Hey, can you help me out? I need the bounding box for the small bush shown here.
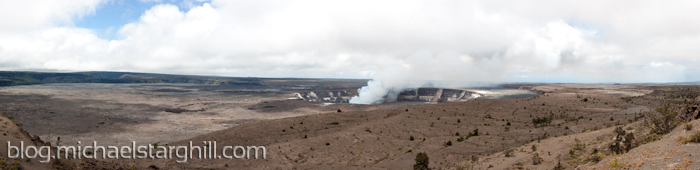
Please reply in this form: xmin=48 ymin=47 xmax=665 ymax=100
xmin=531 ymin=152 xmax=542 ymax=165
xmin=410 ymin=135 xmax=414 ymax=141
xmin=685 ymin=123 xmax=693 ymax=131
xmin=445 ymin=140 xmax=452 ymax=147
xmin=337 ymin=109 xmax=342 ymax=112
xmin=532 ymin=116 xmax=552 ymax=127
xmin=504 ymin=148 xmax=514 ymax=157
xmin=414 ymin=152 xmax=429 ymax=170
xmin=624 ymin=133 xmax=635 ymax=152
xmin=573 ymin=138 xmax=584 ymax=151
xmin=325 ymin=142 xmax=330 ymax=146
xmin=686 ymin=130 xmax=700 ymax=143
xmin=584 ymin=152 xmax=602 ymax=163
xmin=609 ymin=157 xmax=624 ymax=168
xmin=554 ymin=161 xmax=564 ymax=170
xmin=329 ymin=122 xmax=339 ymax=125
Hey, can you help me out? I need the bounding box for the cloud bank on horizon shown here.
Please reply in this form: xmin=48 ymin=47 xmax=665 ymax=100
xmin=1 ymin=0 xmax=699 ymax=103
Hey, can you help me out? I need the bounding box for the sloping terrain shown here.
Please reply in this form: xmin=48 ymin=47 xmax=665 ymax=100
xmin=5 ymin=83 xmax=700 ymax=169
xmin=0 ymin=112 xmax=52 ymax=169
xmin=89 ymin=84 xmax=671 ymax=169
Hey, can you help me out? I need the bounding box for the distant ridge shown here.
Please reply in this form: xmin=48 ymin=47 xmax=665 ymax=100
xmin=0 ymin=71 xmax=165 ymax=86
xmin=0 ymin=71 xmax=368 ymax=87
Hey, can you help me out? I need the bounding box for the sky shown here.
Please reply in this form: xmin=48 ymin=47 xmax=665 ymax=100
xmin=1 ymin=0 xmax=699 ymax=85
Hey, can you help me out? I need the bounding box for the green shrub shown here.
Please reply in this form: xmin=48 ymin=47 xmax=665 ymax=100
xmin=413 ymin=152 xmax=429 ymax=170
xmin=444 ymin=140 xmax=452 ymax=147
xmin=504 ymin=148 xmax=514 ymax=157
xmin=685 ymin=123 xmax=693 ymax=131
xmin=584 ymin=152 xmax=602 ymax=163
xmin=609 ymin=157 xmax=624 ymax=168
xmin=686 ymin=130 xmax=700 ymax=143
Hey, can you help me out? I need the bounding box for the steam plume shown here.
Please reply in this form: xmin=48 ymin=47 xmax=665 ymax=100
xmin=350 ymin=22 xmax=592 ymax=104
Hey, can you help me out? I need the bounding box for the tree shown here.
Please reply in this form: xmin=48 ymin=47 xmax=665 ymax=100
xmin=610 ymin=126 xmax=635 ymax=154
xmin=414 ymin=152 xmax=430 ymax=170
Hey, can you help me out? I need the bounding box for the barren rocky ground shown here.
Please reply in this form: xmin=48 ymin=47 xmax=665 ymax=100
xmin=2 ymin=83 xmax=700 ymax=169
xmin=0 ymin=83 xmax=384 ymax=146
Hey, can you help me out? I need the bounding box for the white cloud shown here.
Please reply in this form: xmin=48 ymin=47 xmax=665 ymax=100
xmin=0 ymin=0 xmax=105 ymax=31
xmin=0 ymin=0 xmax=699 ymax=85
